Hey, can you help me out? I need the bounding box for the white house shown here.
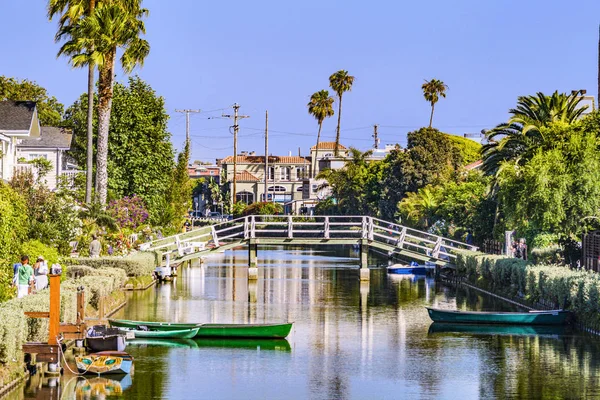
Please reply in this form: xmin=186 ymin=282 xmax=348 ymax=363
xmin=0 ymin=101 xmax=40 ymax=182
xmin=17 ymin=126 xmax=78 ymax=190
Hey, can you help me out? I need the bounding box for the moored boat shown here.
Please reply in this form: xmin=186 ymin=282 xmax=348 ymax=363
xmin=196 ymin=323 xmax=293 ymax=339
xmin=75 ymin=351 xmax=134 ymax=375
xmin=109 ymin=319 xmax=200 ymax=331
xmin=86 ymin=325 xmax=127 ymax=352
xmin=109 ymin=319 xmax=293 ymax=338
xmin=387 ymin=261 xmax=430 ymax=275
xmin=426 ymin=307 xmax=570 ymax=325
xmin=117 ymin=326 xmax=200 ymax=339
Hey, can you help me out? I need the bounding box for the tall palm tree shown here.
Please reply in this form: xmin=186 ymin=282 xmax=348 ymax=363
xmin=422 ymin=79 xmax=448 ymax=128
xmin=48 ymin=0 xmax=96 ymax=204
xmin=57 ymin=2 xmax=150 ymax=205
xmin=307 ymin=90 xmax=335 ymax=177
xmin=329 ymin=70 xmax=355 ymax=157
xmin=482 ymin=91 xmax=588 ymax=174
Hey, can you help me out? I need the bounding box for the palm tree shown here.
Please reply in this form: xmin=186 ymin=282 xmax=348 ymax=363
xmin=482 ymin=91 xmax=588 ymax=174
xmin=48 ymin=0 xmax=96 ymax=204
xmin=422 ymin=79 xmax=448 ymax=128
xmin=398 ymin=186 xmax=440 ymax=229
xmin=57 ymin=2 xmax=150 ymax=205
xmin=329 ymin=70 xmax=355 ymax=157
xmin=307 ymin=90 xmax=335 ymax=177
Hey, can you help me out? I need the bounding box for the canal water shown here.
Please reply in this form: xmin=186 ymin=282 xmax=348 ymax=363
xmin=10 ymin=246 xmax=600 ymax=399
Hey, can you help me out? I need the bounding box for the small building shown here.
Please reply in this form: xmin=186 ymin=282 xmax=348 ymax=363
xmin=188 ymin=163 xmax=222 ymax=215
xmin=17 ymin=126 xmax=79 ymax=190
xmin=310 ymin=142 xmax=349 ymax=177
xmin=0 ymin=101 xmax=41 ymax=182
xmin=219 ymin=152 xmax=310 ymax=207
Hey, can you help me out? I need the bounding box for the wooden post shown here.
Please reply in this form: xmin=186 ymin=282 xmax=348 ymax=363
xmin=211 ymin=225 xmax=219 ymax=247
xmin=99 ymin=296 xmax=105 ymax=320
xmin=251 ymin=215 xmax=256 ymax=238
xmin=287 ymin=216 xmax=293 ymax=239
xmin=48 ymin=275 xmax=61 ymax=345
xmin=76 ymin=289 xmax=85 ymax=326
xmin=324 ymin=217 xmax=330 ymax=239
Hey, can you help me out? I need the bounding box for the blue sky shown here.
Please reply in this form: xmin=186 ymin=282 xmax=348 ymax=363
xmin=1 ymin=0 xmax=599 ymax=162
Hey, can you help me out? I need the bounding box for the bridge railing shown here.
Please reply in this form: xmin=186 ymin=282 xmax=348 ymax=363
xmin=145 ymin=215 xmax=477 ymax=265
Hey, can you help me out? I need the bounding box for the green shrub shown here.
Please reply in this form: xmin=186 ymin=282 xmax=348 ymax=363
xmin=530 ymin=245 xmax=564 ymax=265
xmin=20 ymin=240 xmax=60 ymax=267
xmin=62 ymin=252 xmax=156 ymax=276
xmin=243 ymin=202 xmax=283 ymax=216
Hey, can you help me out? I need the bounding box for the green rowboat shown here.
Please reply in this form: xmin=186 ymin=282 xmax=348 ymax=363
xmin=195 ymin=323 xmax=293 ymax=338
xmin=109 ymin=319 xmax=200 ymax=331
xmin=109 ymin=319 xmax=293 ymax=338
xmin=426 ymin=307 xmax=569 ymax=325
xmin=118 ymin=326 xmax=200 ymax=339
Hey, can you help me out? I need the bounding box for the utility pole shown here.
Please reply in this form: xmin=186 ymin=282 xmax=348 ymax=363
xmin=372 ymin=124 xmax=380 ymax=149
xmin=264 ymin=110 xmax=269 ymax=202
xmin=175 ymin=109 xmax=201 ymax=149
xmin=223 ymin=104 xmax=249 ymax=204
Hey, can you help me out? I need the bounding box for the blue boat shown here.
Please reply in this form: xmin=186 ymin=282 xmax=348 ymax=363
xmin=387 ymin=261 xmax=430 ymax=275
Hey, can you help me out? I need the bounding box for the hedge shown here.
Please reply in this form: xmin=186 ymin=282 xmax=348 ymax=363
xmin=62 ymin=252 xmax=156 ymax=277
xmin=456 ymin=251 xmax=600 ymax=327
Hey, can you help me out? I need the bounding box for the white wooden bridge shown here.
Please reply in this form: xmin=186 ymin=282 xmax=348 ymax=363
xmin=143 ymin=215 xmax=477 ymax=280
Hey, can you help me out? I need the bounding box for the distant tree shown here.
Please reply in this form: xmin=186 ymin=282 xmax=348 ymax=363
xmin=307 ymin=89 xmax=335 ymax=177
xmin=482 ymin=91 xmax=587 ymax=174
xmin=421 ymin=79 xmax=448 ymax=128
xmin=65 ymin=76 xmax=174 ymax=222
xmin=317 ymin=148 xmax=376 ymax=215
xmin=57 ymin=1 xmax=150 ymax=205
xmin=0 ymin=76 xmax=64 ymax=126
xmin=329 ymin=70 xmax=355 ymax=156
xmin=398 ymin=186 xmax=440 ymax=230
xmin=445 ymin=134 xmax=482 ymax=165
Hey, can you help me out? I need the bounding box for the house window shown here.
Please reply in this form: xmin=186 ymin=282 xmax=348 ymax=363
xmin=268 ymin=167 xmax=275 ymax=180
xmin=29 ymin=154 xmax=48 ymax=161
xmin=280 ymin=167 xmax=291 ymax=181
xmin=268 ymin=185 xmax=287 ymax=192
xmin=296 ymin=167 xmax=305 ymax=180
xmin=236 ymin=191 xmax=254 ymax=205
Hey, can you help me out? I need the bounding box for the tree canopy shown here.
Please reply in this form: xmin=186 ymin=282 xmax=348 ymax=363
xmin=65 ymin=76 xmax=174 ymax=221
xmin=0 ymin=76 xmax=64 ymax=126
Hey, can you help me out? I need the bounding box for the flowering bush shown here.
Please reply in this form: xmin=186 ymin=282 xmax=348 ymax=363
xmin=107 ymin=196 xmax=149 ymax=230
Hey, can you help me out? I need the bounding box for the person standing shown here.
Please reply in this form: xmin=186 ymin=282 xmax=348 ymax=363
xmin=89 ymin=234 xmax=102 ymax=258
xmin=16 ymin=255 xmax=34 ymax=298
xmin=34 ymin=256 xmax=49 ymax=291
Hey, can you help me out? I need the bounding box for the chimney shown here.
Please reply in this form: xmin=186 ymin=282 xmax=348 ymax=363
xmin=288 ymin=150 xmax=292 ymax=156
xmin=249 ymin=151 xmax=256 ymax=156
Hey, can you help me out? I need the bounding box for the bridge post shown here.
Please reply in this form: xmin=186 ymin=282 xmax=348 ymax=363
xmin=359 ymin=239 xmax=370 ymax=281
xmin=288 ymin=216 xmax=293 ymax=239
xmin=248 ymin=239 xmax=258 ymax=280
xmin=324 ymin=217 xmax=330 ymax=239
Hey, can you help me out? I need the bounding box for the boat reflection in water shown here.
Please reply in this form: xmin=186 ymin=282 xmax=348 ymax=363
xmin=127 ymin=338 xmax=198 ymax=348
xmin=194 ymin=338 xmax=291 ymax=352
xmin=428 ymin=322 xmax=568 ymax=338
xmin=75 ymin=374 xmax=133 ymax=398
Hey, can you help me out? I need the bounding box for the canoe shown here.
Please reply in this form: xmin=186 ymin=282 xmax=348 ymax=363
xmin=426 ymin=307 xmax=569 ymax=325
xmin=75 ymin=351 xmax=133 ymax=375
xmin=195 ymin=323 xmax=293 ymax=338
xmin=109 ymin=319 xmax=293 ymax=338
xmin=109 ymin=319 xmax=200 ymax=331
xmin=118 ymin=326 xmax=200 ymax=339
xmin=427 ymin=322 xmax=567 ymax=337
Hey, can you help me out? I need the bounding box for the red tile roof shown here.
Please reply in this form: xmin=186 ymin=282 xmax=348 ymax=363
xmin=236 ymin=171 xmax=260 ymax=181
xmin=464 ymin=160 xmax=483 ymax=170
xmin=310 ymin=142 xmax=347 ymax=150
xmin=220 ymin=155 xmax=309 ymax=164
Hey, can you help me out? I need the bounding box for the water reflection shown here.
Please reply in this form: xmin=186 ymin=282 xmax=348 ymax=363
xmin=74 ymin=375 xmax=132 ymax=399
xmin=9 ymin=245 xmax=600 ymax=399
